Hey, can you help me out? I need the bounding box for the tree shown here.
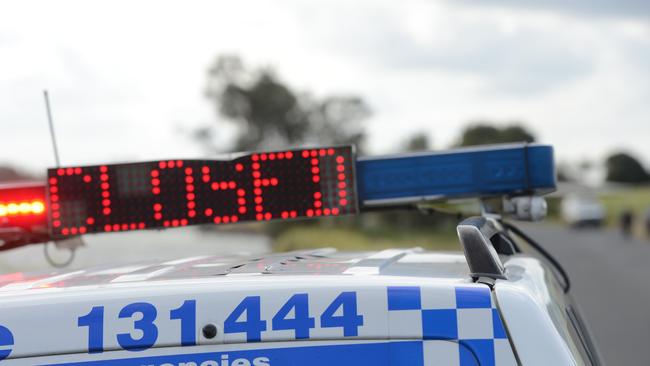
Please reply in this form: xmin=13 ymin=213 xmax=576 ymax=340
xmin=458 ymin=123 xmax=535 ymax=147
xmin=402 ymin=132 xmax=431 ymax=152
xmin=0 ymin=166 xmax=34 ymax=182
xmin=556 ymin=162 xmax=574 ymax=182
xmin=204 ymin=55 xmax=370 ymax=152
xmin=605 ymin=152 xmax=649 ymax=184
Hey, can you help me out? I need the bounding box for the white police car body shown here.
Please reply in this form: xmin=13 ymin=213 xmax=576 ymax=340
xmin=0 ymin=245 xmax=599 ymax=365
xmin=0 ymin=144 xmax=602 ymax=365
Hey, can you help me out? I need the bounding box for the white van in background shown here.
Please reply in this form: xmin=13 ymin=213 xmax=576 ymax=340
xmin=561 ymin=193 xmax=606 ymax=227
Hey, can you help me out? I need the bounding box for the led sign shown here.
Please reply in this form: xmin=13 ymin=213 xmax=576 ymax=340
xmin=47 ymin=146 xmax=357 ymax=239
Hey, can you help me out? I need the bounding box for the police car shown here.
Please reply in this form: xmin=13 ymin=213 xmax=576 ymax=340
xmin=0 ymin=143 xmax=602 ymax=365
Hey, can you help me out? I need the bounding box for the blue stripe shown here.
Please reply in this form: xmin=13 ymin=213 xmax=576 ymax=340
xmin=492 ymin=309 xmax=507 ymax=339
xmin=385 ymin=285 xmax=508 ymax=366
xmin=455 ymin=286 xmax=491 ymax=309
xmin=460 ymin=340 xmax=495 ymax=366
xmin=387 ymin=286 xmax=421 ymax=310
xmin=422 ymin=309 xmax=457 ymax=340
xmin=44 ymin=341 xmax=425 ymax=366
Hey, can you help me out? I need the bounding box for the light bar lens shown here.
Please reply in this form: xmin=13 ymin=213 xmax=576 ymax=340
xmin=356 ymin=144 xmax=555 ymax=205
xmin=0 ymin=201 xmax=45 ymax=217
xmin=0 ymin=184 xmax=48 ymax=241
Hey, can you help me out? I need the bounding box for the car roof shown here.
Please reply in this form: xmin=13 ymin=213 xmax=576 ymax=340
xmin=0 ymin=249 xmax=472 ymax=295
xmin=0 ymin=247 xmax=577 ymax=364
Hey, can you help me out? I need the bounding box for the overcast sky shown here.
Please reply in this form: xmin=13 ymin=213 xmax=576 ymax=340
xmin=1 ymin=0 xmax=649 ymax=176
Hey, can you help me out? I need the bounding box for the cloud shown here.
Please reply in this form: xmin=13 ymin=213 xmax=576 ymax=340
xmin=455 ymin=0 xmax=650 ymax=19
xmin=1 ymin=0 xmax=649 ymax=172
xmin=318 ymin=4 xmax=594 ymax=96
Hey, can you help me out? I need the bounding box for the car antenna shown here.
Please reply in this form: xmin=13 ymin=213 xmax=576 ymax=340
xmin=42 ymin=90 xmax=82 ymax=267
xmin=43 ymin=90 xmax=61 ymax=167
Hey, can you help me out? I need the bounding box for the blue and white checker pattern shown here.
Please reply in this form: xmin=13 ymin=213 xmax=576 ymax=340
xmin=387 ymin=285 xmax=517 ymax=366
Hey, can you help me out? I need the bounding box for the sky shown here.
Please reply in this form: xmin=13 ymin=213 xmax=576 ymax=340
xmin=1 ymin=0 xmax=649 ymax=177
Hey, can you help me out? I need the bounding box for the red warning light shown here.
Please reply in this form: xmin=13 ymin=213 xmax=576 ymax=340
xmin=0 ymin=183 xmax=49 ymax=248
xmin=0 ymin=200 xmax=45 ymax=217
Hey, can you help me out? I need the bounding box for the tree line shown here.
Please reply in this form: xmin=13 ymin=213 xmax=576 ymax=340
xmin=201 ymin=55 xmax=649 ymax=185
xmin=1 ymin=55 xmax=647 ymax=185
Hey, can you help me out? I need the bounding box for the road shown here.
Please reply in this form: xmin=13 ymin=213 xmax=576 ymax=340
xmin=521 ymin=224 xmax=650 ymax=366
xmin=0 ymin=227 xmax=271 ymax=273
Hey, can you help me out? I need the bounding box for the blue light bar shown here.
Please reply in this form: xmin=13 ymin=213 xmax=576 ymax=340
xmin=356 ymin=143 xmax=555 ymax=206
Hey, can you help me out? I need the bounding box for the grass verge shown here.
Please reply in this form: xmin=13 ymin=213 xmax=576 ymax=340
xmin=273 ymin=225 xmax=460 ymax=252
xmin=599 ymin=187 xmax=650 ymax=226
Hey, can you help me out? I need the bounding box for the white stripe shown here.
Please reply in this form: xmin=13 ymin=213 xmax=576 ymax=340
xmin=89 ymin=265 xmax=149 ymax=276
xmin=162 ymin=256 xmax=208 ymax=265
xmin=343 ymin=266 xmax=379 ymax=275
xmin=193 ymin=263 xmax=226 ymax=268
xmin=111 ymin=267 xmax=174 ymax=283
xmin=366 ymin=249 xmax=411 ymax=260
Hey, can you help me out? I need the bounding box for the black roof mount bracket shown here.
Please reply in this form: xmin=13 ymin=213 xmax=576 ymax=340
xmin=457 ymin=216 xmax=507 ymax=282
